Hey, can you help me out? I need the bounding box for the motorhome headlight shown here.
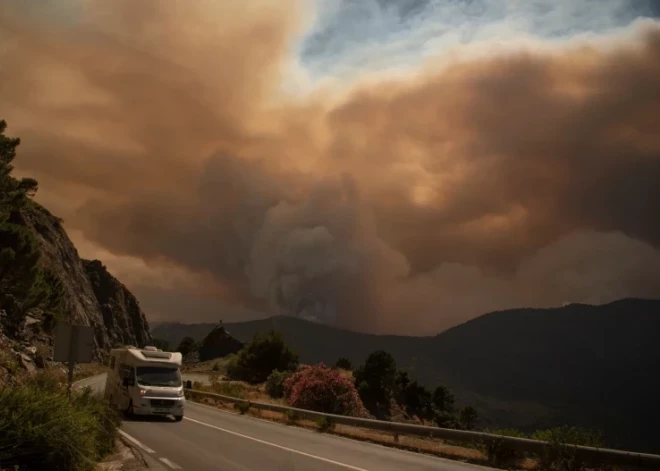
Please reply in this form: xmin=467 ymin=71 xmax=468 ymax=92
xmin=177 ymin=389 xmax=184 ymax=397
xmin=139 ymin=388 xmax=148 ymax=396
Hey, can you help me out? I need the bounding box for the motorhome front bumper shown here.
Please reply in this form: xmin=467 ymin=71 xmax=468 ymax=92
xmin=134 ymin=396 xmax=186 ymax=416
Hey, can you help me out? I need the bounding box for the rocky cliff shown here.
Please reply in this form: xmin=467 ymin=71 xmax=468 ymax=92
xmin=83 ymin=259 xmax=151 ymax=349
xmin=1 ymin=120 xmax=151 ymax=381
xmin=16 ymin=204 xmax=152 ymax=355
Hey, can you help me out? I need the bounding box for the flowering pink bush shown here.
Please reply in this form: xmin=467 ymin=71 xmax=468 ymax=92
xmin=283 ymin=364 xmax=367 ymax=417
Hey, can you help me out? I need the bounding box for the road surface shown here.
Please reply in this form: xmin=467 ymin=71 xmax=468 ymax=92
xmin=77 ymin=374 xmax=495 ymax=471
xmin=181 ymin=373 xmax=213 ymax=386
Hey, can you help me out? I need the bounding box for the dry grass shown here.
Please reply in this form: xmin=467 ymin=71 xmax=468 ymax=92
xmin=190 ymin=376 xmax=293 ymax=408
xmin=182 ymin=358 xmax=230 ymax=374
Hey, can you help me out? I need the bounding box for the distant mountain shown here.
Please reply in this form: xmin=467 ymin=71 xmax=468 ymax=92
xmin=151 ymin=322 xmax=217 ymax=346
xmin=152 ymin=298 xmax=660 ymax=452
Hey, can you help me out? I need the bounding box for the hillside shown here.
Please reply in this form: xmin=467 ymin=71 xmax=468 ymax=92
xmin=153 ymin=298 xmax=660 ymax=452
xmin=13 ymin=204 xmax=152 ymax=353
xmin=1 ymin=120 xmax=151 ymax=382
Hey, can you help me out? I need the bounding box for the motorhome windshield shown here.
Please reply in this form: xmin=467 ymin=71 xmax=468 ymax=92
xmin=136 ymin=366 xmax=182 ymax=387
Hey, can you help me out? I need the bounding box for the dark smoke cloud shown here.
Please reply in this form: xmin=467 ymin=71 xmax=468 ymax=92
xmin=1 ymin=1 xmax=659 ymax=334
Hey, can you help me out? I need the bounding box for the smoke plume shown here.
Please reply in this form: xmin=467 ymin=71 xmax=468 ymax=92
xmin=1 ymin=0 xmax=659 ymax=334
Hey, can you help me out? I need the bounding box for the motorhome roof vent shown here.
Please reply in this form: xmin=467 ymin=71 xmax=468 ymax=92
xmin=141 ymin=350 xmax=172 ymax=359
xmin=143 ymin=346 xmax=157 ymax=351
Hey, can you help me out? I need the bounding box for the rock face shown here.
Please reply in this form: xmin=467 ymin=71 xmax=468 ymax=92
xmin=198 ymin=324 xmax=244 ymax=362
xmin=83 ymin=260 xmax=151 ymax=349
xmin=18 ymin=204 xmax=152 ymax=356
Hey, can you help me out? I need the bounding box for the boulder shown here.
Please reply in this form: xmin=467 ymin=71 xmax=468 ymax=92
xmin=19 ymin=353 xmax=36 ymax=375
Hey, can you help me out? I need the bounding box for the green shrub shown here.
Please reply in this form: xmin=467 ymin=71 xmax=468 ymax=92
xmin=393 ymin=370 xmax=410 ymax=402
xmin=435 ymin=411 xmax=460 ymax=429
xmin=176 ymin=337 xmax=197 ymax=356
xmin=72 ymin=387 xmax=119 ymax=458
xmin=459 ymin=406 xmax=478 ymax=430
xmin=432 ymin=385 xmax=455 ymax=414
xmin=400 ymin=380 xmax=435 ymax=420
xmin=0 ymin=382 xmax=121 ymax=471
xmin=226 ymin=331 xmax=298 ymax=384
xmin=532 ymin=426 xmax=605 ymax=471
xmin=353 ymin=350 xmax=397 ymax=417
xmin=265 ymin=369 xmax=292 ymax=399
xmin=316 ymin=416 xmax=334 ymax=433
xmin=234 ymin=401 xmax=250 ymax=415
xmin=0 ymin=349 xmax=19 ymax=375
xmin=28 ymin=368 xmax=67 ymax=392
xmin=479 ymin=428 xmax=527 ymax=467
xmin=285 ymin=409 xmax=299 ymax=423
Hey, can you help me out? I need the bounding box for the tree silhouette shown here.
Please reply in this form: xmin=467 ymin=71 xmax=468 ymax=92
xmin=460 ymin=406 xmax=479 ymax=430
xmin=226 ymin=330 xmax=299 ymax=383
xmin=176 ymin=336 xmax=197 ymax=356
xmin=432 ymin=385 xmax=455 ymax=414
xmin=354 ymin=350 xmax=397 ymax=417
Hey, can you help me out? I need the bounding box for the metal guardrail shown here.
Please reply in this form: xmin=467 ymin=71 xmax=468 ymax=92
xmin=184 ymin=387 xmax=660 ymax=469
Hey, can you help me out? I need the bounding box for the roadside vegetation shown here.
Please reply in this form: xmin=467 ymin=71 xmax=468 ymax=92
xmin=0 ymin=370 xmax=121 ymax=471
xmin=353 ymin=349 xmax=478 ymax=430
xmin=176 ymin=336 xmax=198 ymax=356
xmin=225 ymin=330 xmax=298 ymax=383
xmin=532 ymin=426 xmax=607 ymax=471
xmin=0 ymin=120 xmax=125 ymax=471
xmin=284 ymin=363 xmax=366 ymax=417
xmin=265 ymin=369 xmax=291 ymax=399
xmin=186 ymin=331 xmax=614 ymax=471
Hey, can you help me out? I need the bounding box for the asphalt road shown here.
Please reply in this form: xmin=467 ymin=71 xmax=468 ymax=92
xmin=78 ymin=374 xmax=495 ymax=471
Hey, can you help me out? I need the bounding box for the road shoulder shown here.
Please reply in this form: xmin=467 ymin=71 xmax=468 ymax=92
xmin=98 ymin=435 xmax=167 ymax=470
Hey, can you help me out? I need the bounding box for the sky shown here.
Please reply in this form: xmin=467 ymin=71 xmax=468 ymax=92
xmin=1 ymin=0 xmax=659 ymax=335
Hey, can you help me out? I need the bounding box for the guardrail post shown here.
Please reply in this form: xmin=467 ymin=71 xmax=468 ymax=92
xmin=393 ymin=432 xmax=400 ymax=444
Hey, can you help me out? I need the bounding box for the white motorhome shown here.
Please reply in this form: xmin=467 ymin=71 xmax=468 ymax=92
xmin=105 ymin=346 xmax=185 ymax=421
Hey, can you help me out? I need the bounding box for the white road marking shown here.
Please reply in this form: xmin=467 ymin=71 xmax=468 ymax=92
xmin=118 ymin=430 xmax=156 ymax=454
xmin=185 ymin=417 xmax=370 ymax=471
xmin=185 ymin=401 xmax=473 ymax=468
xmin=159 ymin=457 xmax=182 ymax=469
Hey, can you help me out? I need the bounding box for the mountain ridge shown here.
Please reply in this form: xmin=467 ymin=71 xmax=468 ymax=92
xmin=152 ymin=297 xmax=660 ymax=452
